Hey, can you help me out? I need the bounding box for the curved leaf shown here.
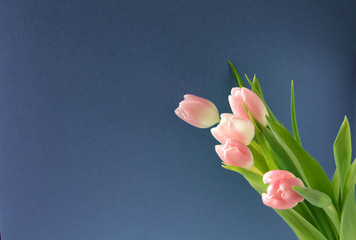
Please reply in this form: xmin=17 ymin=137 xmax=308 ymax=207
xmin=343 ymin=159 xmax=356 ymax=204
xmin=228 ymin=60 xmax=245 ymax=87
xmin=275 ymin=208 xmax=328 ymax=240
xmin=331 ymin=170 xmax=340 ymax=210
xmin=340 ymin=158 xmax=356 ymax=240
xmin=222 ymin=164 xmax=266 ymax=194
xmin=261 ymin=127 xmax=309 ymax=186
xmin=334 ymin=116 xmax=352 ymax=201
xmin=293 ymin=186 xmax=340 ymax=234
xmin=340 ymin=188 xmax=356 ymax=240
xmin=248 ymin=142 xmax=269 ymax=174
xmin=267 ymin=118 xmax=334 ymax=202
xmin=223 ymin=164 xmax=329 ymax=240
xmin=293 ymin=186 xmax=332 ymax=208
xmin=290 ymin=81 xmax=301 ymax=145
xmin=252 ymin=75 xmax=265 ymax=102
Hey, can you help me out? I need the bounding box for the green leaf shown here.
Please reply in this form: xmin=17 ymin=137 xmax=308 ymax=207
xmin=343 ymin=159 xmax=356 ymax=204
xmin=255 ymin=130 xmax=279 ymax=171
xmin=244 ymin=74 xmax=254 ymax=89
xmin=275 ymin=208 xmax=328 ymax=240
xmin=248 ymin=74 xmax=279 ymax=124
xmin=293 ymin=187 xmax=340 ymax=235
xmin=323 ymin=205 xmax=341 ymax=235
xmin=248 ymin=142 xmax=269 ymax=174
xmin=293 ymin=186 xmax=332 ymax=208
xmin=331 ymin=170 xmax=340 ymax=210
xmin=228 ymin=60 xmax=245 ymax=87
xmin=223 ymin=164 xmax=329 ymax=240
xmin=334 ymin=116 xmax=352 ymax=201
xmin=261 ymin=127 xmax=309 ymax=186
xmin=340 ymin=188 xmax=356 ymax=240
xmin=262 ymin=127 xmax=337 ymax=239
xmin=290 ymin=81 xmax=302 ymax=145
xmin=303 ymin=201 xmax=338 ymax=240
xmin=340 ymin=158 xmax=356 ymax=240
xmin=267 ymin=118 xmax=335 ymax=203
xmin=252 ymin=75 xmax=265 ymax=102
xmin=222 ymin=164 xmax=266 ymax=194
xmin=293 ymin=202 xmax=319 ymax=230
xmin=267 ymin=118 xmax=339 ymax=238
xmin=246 ymin=111 xmax=278 ymax=170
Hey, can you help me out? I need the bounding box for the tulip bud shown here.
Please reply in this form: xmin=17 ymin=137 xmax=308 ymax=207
xmin=175 ymin=94 xmax=220 ymax=128
xmin=215 ymin=138 xmax=254 ymax=169
xmin=228 ymin=87 xmax=269 ymax=126
xmin=210 ymin=113 xmax=255 ymax=145
xmin=262 ymin=170 xmax=305 ymax=209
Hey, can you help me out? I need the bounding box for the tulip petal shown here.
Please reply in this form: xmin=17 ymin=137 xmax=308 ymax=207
xmin=215 ymin=138 xmax=254 ymax=170
xmin=175 ymin=94 xmax=220 ymax=128
xmin=263 ymin=170 xmax=296 ymax=184
xmin=262 ymin=170 xmax=305 ymax=209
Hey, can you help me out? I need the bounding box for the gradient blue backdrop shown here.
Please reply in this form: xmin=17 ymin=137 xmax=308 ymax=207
xmin=0 ymin=0 xmax=355 ymax=239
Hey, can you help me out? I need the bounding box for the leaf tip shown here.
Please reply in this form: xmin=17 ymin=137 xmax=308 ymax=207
xmin=344 ymin=115 xmax=349 ymax=124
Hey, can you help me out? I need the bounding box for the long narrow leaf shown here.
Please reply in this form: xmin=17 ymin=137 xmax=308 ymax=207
xmin=338 ymin=162 xmax=356 ymax=237
xmin=249 ymin=74 xmax=279 ymax=123
xmin=248 ymin=143 xmax=269 ymax=174
xmin=263 ymin=126 xmax=335 ymax=238
xmin=255 ymin=130 xmax=279 ymax=170
xmin=228 ymin=60 xmax=245 ymax=87
xmin=323 ymin=205 xmax=341 ymax=234
xmin=340 ymin=188 xmax=356 ymax=240
xmin=244 ymin=74 xmax=254 ymax=89
xmin=290 ymin=81 xmax=302 ymax=145
xmin=267 ymin=118 xmax=334 ymax=202
xmin=293 ymin=202 xmax=319 ymax=230
xmin=242 ymin=74 xmax=279 ymax=124
xmin=293 ymin=186 xmax=340 ymax=234
xmin=223 ymin=164 xmax=328 ymax=239
xmin=222 ymin=164 xmax=266 ymax=194
xmin=334 ymin=116 xmax=352 ymax=202
xmin=275 ymin=208 xmax=328 ymax=240
xmin=261 ymin=127 xmax=309 ymax=186
xmin=343 ymin=159 xmax=356 ymax=205
xmin=246 ymin=111 xmax=278 ymax=170
xmin=303 ymin=201 xmax=337 ymax=240
xmin=331 ymin=170 xmax=340 ymax=211
xmin=252 ymin=75 xmax=265 ymax=101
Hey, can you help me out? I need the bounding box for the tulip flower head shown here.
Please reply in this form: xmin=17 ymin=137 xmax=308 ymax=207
xmin=211 ymin=113 xmax=255 ymax=145
xmin=215 ymin=138 xmax=254 ymax=169
xmin=262 ymin=170 xmax=305 ymax=209
xmin=175 ymin=94 xmax=220 ymax=128
xmin=229 ymin=87 xmax=269 ymax=126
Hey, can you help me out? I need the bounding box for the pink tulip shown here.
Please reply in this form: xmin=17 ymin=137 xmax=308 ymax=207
xmin=262 ymin=170 xmax=305 ymax=209
xmin=175 ymin=94 xmax=220 ymax=128
xmin=215 ymin=138 xmax=254 ymax=169
xmin=210 ymin=113 xmax=255 ymax=145
xmin=228 ymin=87 xmax=269 ymax=126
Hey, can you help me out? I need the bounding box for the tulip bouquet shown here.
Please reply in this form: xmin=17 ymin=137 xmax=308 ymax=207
xmin=175 ymin=61 xmax=356 ymax=240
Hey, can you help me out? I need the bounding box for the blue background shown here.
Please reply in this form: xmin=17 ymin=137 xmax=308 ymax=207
xmin=0 ymin=0 xmax=355 ymax=239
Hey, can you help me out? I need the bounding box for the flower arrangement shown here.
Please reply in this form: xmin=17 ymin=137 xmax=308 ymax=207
xmin=175 ymin=61 xmax=356 ymax=240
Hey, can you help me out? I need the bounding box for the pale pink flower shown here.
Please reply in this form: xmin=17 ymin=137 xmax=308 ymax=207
xmin=210 ymin=113 xmax=255 ymax=145
xmin=215 ymin=138 xmax=254 ymax=169
xmin=262 ymin=170 xmax=305 ymax=209
xmin=175 ymin=94 xmax=219 ymax=128
xmin=228 ymin=87 xmax=268 ymax=126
